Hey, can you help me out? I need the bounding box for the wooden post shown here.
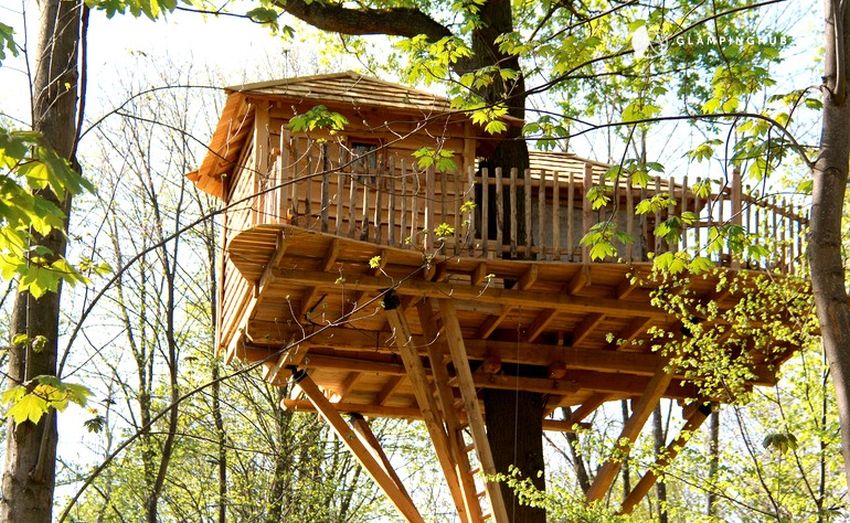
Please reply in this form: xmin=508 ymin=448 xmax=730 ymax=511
xmin=585 ymin=366 xmax=673 ymax=501
xmin=400 ymin=160 xmax=408 ymax=247
xmin=567 ymin=172 xmax=575 ymax=262
xmin=293 ymin=372 xmax=424 ymax=523
xmin=438 ymin=300 xmax=509 ymax=523
xmin=620 ymin=405 xmax=710 ymax=514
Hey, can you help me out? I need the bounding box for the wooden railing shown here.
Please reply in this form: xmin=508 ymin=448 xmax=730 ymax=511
xmin=242 ymin=138 xmax=808 ymax=273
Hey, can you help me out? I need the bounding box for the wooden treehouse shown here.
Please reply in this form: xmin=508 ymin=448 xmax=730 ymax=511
xmin=189 ymin=72 xmax=809 ymax=522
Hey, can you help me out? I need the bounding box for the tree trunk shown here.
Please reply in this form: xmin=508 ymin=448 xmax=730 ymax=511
xmin=653 ymin=405 xmax=668 ymax=523
xmin=483 ymin=389 xmax=546 ymax=523
xmin=809 ymin=0 xmax=850 ymax=495
xmin=0 ymin=2 xmax=81 ymax=521
xmin=620 ymin=400 xmax=631 ymax=500
xmin=706 ymin=410 xmax=720 ymax=516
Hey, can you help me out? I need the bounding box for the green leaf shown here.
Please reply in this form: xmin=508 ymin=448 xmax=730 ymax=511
xmin=7 ymin=393 xmax=49 ymax=425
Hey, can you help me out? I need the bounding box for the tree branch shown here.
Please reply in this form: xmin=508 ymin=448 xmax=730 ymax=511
xmin=269 ymin=0 xmax=453 ymax=42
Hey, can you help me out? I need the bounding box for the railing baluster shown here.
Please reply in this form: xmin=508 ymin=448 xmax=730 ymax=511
xmin=694 ymin=177 xmax=702 ymax=256
xmin=334 ymin=144 xmax=344 ymax=235
xmin=626 ymin=173 xmax=634 ymax=262
xmin=388 ymin=156 xmax=396 ymax=247
xmin=681 ymin=176 xmax=689 ymax=252
xmin=552 ymin=170 xmax=560 ymax=260
xmin=320 ymin=144 xmax=330 ymax=233
xmin=304 ymin=138 xmax=313 ymax=224
xmin=668 ymin=176 xmax=677 ymax=254
xmin=482 ymin=167 xmax=489 ymax=258
xmin=537 ymin=169 xmax=546 ymax=260
xmin=495 ymin=167 xmax=504 ymax=256
xmin=654 ymin=176 xmax=662 ymax=254
xmin=567 ymin=172 xmax=574 ymax=262
xmin=400 ymin=160 xmax=408 ymax=248
xmin=425 ymin=166 xmax=435 ymax=251
xmin=410 ymin=165 xmax=419 ymax=249
xmin=347 ymin=151 xmax=357 ymax=238
xmin=454 ymin=171 xmax=462 ymax=255
xmin=374 ymin=160 xmax=384 ymax=244
xmin=510 ymin=167 xmax=518 ymax=258
xmin=467 ymin=166 xmax=476 ymax=255
xmin=524 ymin=168 xmax=532 ymax=259
xmin=583 ymin=164 xmax=593 ymax=263
xmin=280 ymin=127 xmax=290 ymax=224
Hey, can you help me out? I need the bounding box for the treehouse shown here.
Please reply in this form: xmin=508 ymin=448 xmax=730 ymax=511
xmin=189 ymin=72 xmax=809 ymax=522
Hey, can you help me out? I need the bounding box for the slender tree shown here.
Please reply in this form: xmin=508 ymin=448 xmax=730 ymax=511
xmin=1 ymin=1 xmax=83 ymax=520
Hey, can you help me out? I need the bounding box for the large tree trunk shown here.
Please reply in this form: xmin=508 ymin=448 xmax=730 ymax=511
xmin=483 ymin=389 xmax=546 ymax=523
xmin=0 ymin=1 xmax=82 ymax=521
xmin=810 ymin=0 xmax=850 ymax=495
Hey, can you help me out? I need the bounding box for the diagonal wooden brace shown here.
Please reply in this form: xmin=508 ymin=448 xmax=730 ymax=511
xmin=293 ymin=370 xmax=424 ymax=523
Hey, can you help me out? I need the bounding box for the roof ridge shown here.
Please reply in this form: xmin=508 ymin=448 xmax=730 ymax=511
xmin=225 ymin=71 xmax=448 ymax=104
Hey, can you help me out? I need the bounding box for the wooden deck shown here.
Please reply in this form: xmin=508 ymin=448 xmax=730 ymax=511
xmin=224 ymin=225 xmax=781 ymax=410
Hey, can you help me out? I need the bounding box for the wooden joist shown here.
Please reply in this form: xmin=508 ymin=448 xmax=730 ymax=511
xmin=619 ymin=404 xmax=711 ymax=514
xmin=270 ymin=268 xmax=667 ymax=320
xmin=294 ymin=372 xmax=424 ymax=522
xmin=571 ymin=313 xmax=605 ymax=346
xmin=585 ymin=366 xmax=673 ymax=501
xmin=439 ymin=299 xmax=509 ymax=523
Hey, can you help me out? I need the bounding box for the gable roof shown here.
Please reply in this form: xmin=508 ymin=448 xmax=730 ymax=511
xmin=188 ymin=72 xmax=464 ymax=198
xmin=225 ymin=71 xmax=454 ymax=115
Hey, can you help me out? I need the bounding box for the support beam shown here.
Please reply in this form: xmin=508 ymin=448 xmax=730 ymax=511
xmin=349 ymin=413 xmax=414 ymax=504
xmin=586 ymin=366 xmax=674 ymax=501
xmin=619 ymin=404 xmax=711 ymax=514
xmin=294 ymin=372 xmax=424 ymax=522
xmin=384 ymin=300 xmax=471 ymax=522
xmin=418 ymin=300 xmax=483 ymax=523
xmin=282 ymin=399 xmax=587 ymax=433
xmin=570 ymin=393 xmax=611 ymax=422
xmin=439 ymin=299 xmax=509 ymax=523
xmin=376 ymin=376 xmax=404 ymax=406
xmin=263 ymin=344 xmax=309 ymax=385
xmin=322 ymin=237 xmax=342 ymax=272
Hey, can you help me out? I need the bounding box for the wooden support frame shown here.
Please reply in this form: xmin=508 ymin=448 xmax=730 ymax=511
xmin=271 ymin=268 xmax=667 ymax=320
xmin=384 ymin=298 xmax=472 ymax=522
xmin=282 ymin=399 xmax=587 ymax=433
xmin=619 ymin=404 xmax=711 ymax=514
xmin=439 ymin=299 xmax=509 ymax=523
xmin=225 ymin=232 xmax=287 ymax=364
xmin=418 ymin=299 xmax=484 ymax=523
xmin=294 ymin=371 xmax=424 ymax=522
xmin=585 ymin=365 xmax=673 ymax=501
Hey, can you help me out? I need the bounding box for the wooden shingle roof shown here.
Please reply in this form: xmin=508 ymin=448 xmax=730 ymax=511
xmin=226 ymin=71 xmax=453 ymax=114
